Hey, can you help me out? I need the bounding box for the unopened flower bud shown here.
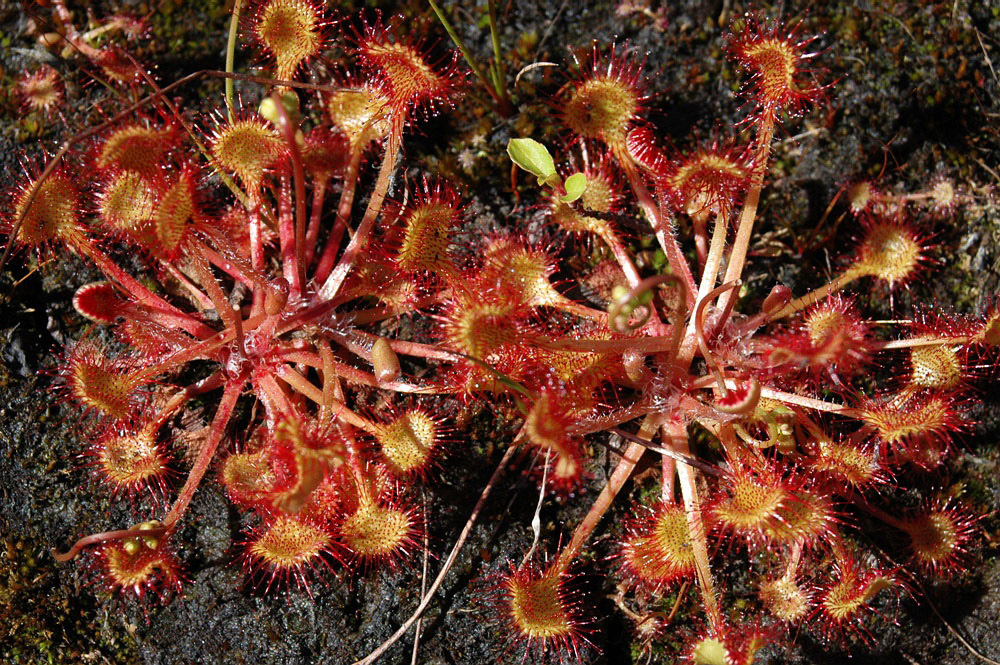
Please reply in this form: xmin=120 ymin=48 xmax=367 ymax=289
xmin=761 ymin=284 xmax=792 ymax=316
xmin=265 ymin=278 xmax=289 ymax=315
xmin=371 ymin=338 xmax=400 ymax=385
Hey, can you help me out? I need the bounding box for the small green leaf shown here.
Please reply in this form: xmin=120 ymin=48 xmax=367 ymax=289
xmin=507 ymin=137 xmax=558 ymax=186
xmin=560 ymin=172 xmax=587 ymax=202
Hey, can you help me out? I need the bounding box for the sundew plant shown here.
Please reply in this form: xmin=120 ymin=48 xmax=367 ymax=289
xmin=1 ymin=1 xmax=999 ymax=663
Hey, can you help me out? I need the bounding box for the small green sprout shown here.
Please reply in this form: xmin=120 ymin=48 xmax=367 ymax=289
xmin=507 ymin=137 xmax=587 ymax=202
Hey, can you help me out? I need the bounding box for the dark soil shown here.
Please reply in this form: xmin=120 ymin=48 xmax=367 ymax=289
xmin=1 ymin=1 xmax=999 ymax=664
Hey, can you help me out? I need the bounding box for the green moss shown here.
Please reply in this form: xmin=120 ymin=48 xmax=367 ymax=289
xmin=144 ymin=0 xmax=230 ymax=64
xmin=0 ymin=539 xmax=138 ymax=664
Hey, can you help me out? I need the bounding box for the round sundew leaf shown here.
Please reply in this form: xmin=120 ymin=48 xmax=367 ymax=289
xmin=254 ymin=0 xmax=323 ymax=81
xmin=666 ymin=145 xmax=751 ymax=219
xmin=99 ymin=171 xmax=156 ymax=233
xmin=152 ymin=176 xmax=197 ymax=259
xmin=858 ymin=392 xmax=959 ymax=449
xmin=18 ymin=65 xmax=62 ymax=113
xmin=249 ymin=515 xmax=332 ymax=569
xmin=302 ymin=127 xmax=349 ymax=182
xmin=620 ymin=503 xmax=697 ymax=590
xmin=760 ymin=573 xmax=811 ymax=622
xmin=909 ymin=344 xmax=962 ymax=391
xmin=562 ymin=77 xmax=639 ymax=146
xmin=855 ymin=221 xmax=923 ymax=287
xmin=221 ymin=450 xmax=274 ymax=506
xmin=98 ymin=125 xmax=176 ymax=178
xmin=981 ymin=315 xmax=1000 ymax=346
xmin=100 ymin=538 xmax=183 ymax=597
xmin=73 ymin=282 xmax=124 ymax=325
xmin=375 ymin=410 xmax=439 ymax=476
xmin=356 ymin=29 xmax=460 ymax=111
xmin=94 ymin=427 xmax=168 ymax=494
xmin=327 ymin=87 xmax=391 ymax=149
xmin=211 ymin=119 xmax=284 ymax=190
xmin=691 ymin=638 xmax=730 ymax=665
xmin=393 ymin=181 xmax=463 ymax=276
xmin=14 ymin=172 xmax=83 ymax=248
xmin=508 ymin=567 xmax=572 ymax=640
xmin=62 ymin=341 xmax=144 ymax=420
xmin=340 ymin=499 xmax=413 ymax=560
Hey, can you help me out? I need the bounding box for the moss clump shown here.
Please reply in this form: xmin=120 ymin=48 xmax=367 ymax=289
xmin=0 ymin=538 xmax=138 ymax=664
